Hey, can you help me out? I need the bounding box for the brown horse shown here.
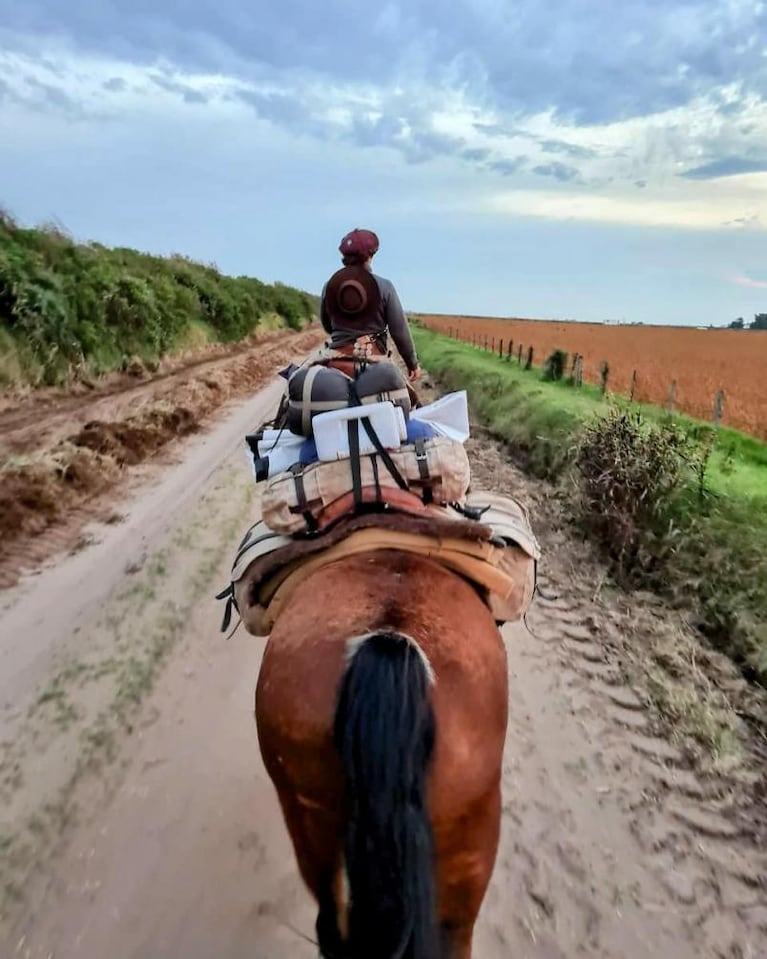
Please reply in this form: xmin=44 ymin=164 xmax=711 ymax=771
xmin=255 ymin=547 xmax=509 ymax=958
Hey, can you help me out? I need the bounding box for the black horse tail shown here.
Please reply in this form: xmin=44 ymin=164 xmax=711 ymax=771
xmin=333 ymin=631 xmax=439 ymax=959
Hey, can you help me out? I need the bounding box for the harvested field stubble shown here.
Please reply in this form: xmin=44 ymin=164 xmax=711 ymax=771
xmin=420 ymin=315 xmax=767 ymax=440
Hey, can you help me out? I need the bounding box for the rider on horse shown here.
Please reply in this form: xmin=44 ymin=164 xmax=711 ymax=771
xmin=320 ymin=228 xmax=422 ymax=384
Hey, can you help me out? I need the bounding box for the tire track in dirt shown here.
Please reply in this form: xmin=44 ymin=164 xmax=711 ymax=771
xmin=1 ymin=372 xmax=765 ymax=958
xmin=466 ymin=431 xmax=767 ymax=959
xmin=0 ymin=329 xmax=307 ymax=450
xmin=0 ymin=328 xmax=325 ymax=589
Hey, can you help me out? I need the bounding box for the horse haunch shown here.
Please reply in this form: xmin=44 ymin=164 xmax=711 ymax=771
xmin=255 ymin=550 xmax=508 ymax=959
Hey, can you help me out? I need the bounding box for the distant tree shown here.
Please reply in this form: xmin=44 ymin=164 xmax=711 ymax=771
xmin=729 ymin=317 xmax=745 ymax=329
xmin=750 ymin=313 xmax=767 ymax=330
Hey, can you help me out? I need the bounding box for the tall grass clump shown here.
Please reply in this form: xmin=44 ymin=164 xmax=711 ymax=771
xmin=575 ymin=409 xmax=696 ymax=578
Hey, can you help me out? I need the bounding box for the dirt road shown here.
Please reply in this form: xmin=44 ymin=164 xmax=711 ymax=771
xmin=1 ymin=367 xmax=766 ymax=958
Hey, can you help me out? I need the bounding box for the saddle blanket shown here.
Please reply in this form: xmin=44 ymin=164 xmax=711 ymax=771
xmin=217 ymin=490 xmax=541 ymax=637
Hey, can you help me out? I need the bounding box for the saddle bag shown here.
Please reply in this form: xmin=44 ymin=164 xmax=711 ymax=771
xmin=355 ymin=362 xmax=411 ymax=416
xmin=260 ymin=436 xmax=471 ymax=535
xmin=286 ymin=365 xmax=351 ymax=437
xmin=286 ymin=360 xmax=411 ymax=437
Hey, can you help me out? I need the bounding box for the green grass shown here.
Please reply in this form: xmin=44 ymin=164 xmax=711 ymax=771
xmin=414 ymin=326 xmax=767 ymax=687
xmin=415 ymin=328 xmax=767 ymax=490
xmin=0 ymin=210 xmax=319 ymax=386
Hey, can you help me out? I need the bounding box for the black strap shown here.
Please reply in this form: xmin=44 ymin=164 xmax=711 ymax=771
xmin=347 ymin=379 xmax=363 ymax=407
xmin=286 ymin=463 xmax=318 ymax=532
xmin=450 ymin=501 xmax=491 ymax=522
xmin=413 ymin=438 xmax=433 ymax=505
xmin=346 ymin=380 xmax=409 ymax=492
xmin=370 ymin=453 xmax=382 ymax=503
xmin=347 ymin=418 xmax=364 ymax=508
xmin=357 ymin=414 xmax=409 ymax=492
xmin=215 ymin=584 xmax=237 ymax=633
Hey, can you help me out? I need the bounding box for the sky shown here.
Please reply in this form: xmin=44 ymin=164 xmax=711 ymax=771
xmin=1 ymin=1 xmax=767 ymax=326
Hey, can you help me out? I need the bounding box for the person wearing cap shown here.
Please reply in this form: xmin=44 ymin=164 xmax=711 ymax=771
xmin=320 ymin=228 xmax=421 ymax=382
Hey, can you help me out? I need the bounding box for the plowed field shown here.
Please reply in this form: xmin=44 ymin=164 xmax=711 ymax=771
xmin=419 ymin=315 xmax=767 ymax=439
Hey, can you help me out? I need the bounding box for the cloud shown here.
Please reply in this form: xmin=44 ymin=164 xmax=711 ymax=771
xmin=4 ymin=0 xmax=767 ymax=126
xmin=4 ymin=41 xmax=767 ymax=331
xmin=486 ymin=157 xmax=527 ymax=177
xmin=410 ymin=130 xmax=467 ymax=163
xmin=721 ymin=213 xmax=763 ymax=229
xmin=234 ymin=88 xmax=314 ymax=126
xmin=4 ymin=5 xmax=767 ymax=234
xmin=681 ymin=156 xmax=767 ymax=179
xmin=538 ymin=138 xmax=597 ymax=159
xmin=532 ymin=161 xmax=581 ymax=182
xmin=103 ymin=76 xmax=127 ymax=92
xmin=150 ymin=73 xmax=210 ymax=104
xmin=461 ymin=146 xmax=491 ymax=163
xmin=731 ymin=273 xmax=767 ymax=289
xmin=489 ymin=182 xmax=767 ymax=231
xmin=349 ymin=113 xmax=407 ymax=149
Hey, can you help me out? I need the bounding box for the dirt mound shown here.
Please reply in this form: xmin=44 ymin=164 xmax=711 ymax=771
xmin=0 ymin=327 xmax=324 ymax=586
xmin=0 ymin=445 xmax=119 ymax=543
xmin=71 ymin=407 xmax=199 ymax=466
xmin=0 ymin=328 xmax=321 ymax=457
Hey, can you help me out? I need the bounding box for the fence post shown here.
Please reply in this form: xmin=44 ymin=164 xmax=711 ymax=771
xmin=713 ymin=389 xmax=725 ymax=426
xmin=666 ymin=379 xmax=677 ymax=413
xmin=517 ymin=344 xmax=523 ymax=364
xmin=491 ymin=336 xmax=495 ymax=353
xmin=499 ymin=338 xmax=503 ymax=358
xmin=484 ymin=335 xmax=488 ymax=351
xmin=599 ymin=361 xmax=610 ymax=396
xmin=573 ymin=354 xmax=583 ymax=387
xmin=630 ymin=369 xmax=637 ymax=402
xmin=507 ymin=339 xmax=513 ymax=361
xmin=525 ymin=346 xmax=534 ymax=370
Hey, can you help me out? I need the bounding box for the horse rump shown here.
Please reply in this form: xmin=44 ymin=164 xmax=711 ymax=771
xmin=333 ymin=631 xmax=440 ymax=959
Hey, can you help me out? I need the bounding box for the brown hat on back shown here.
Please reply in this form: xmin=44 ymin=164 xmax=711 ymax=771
xmin=324 ymin=265 xmax=381 ymax=331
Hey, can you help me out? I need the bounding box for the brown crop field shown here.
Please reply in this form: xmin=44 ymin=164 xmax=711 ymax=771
xmin=418 ymin=314 xmax=767 ymax=440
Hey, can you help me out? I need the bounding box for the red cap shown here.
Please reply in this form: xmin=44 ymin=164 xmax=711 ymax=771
xmin=339 ymin=228 xmax=379 ymax=259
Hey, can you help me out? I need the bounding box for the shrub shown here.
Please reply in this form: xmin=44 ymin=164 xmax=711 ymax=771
xmin=542 ymin=348 xmax=568 ymax=381
xmin=0 ymin=216 xmax=318 ymax=384
xmin=574 ymin=408 xmax=698 ymax=578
